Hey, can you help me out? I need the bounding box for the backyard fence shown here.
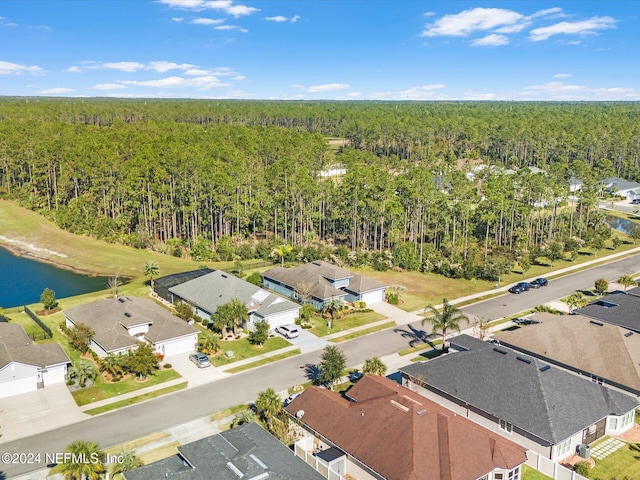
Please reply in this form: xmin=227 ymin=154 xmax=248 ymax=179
xmin=23 ymin=305 xmax=53 ymax=338
xmin=525 ymin=451 xmax=588 ymax=480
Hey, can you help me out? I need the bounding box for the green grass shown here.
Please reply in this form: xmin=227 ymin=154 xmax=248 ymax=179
xmin=308 ymin=311 xmax=385 ymax=337
xmin=83 ymin=382 xmax=187 ymax=415
xmin=522 ymin=465 xmax=553 ymax=480
xmin=399 ymin=339 xmax=442 ymax=356
xmin=225 ymin=348 xmax=301 ymax=373
xmin=210 ymin=336 xmax=291 ymax=367
xmin=211 ymin=404 xmax=251 ymax=422
xmin=72 ymin=368 xmax=182 ymax=406
xmin=589 ymin=440 xmax=640 ymax=479
xmin=329 ymin=321 xmax=396 ymax=342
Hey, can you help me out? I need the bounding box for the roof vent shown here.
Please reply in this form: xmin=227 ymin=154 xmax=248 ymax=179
xmin=625 ymin=331 xmax=634 ymax=337
xmin=595 ymin=300 xmax=618 ymax=308
xmin=221 ymin=274 xmax=228 ymax=279
xmin=124 ymin=312 xmax=132 ymax=318
xmin=312 ymin=261 xmax=322 ymax=266
xmin=390 ymin=400 xmax=410 ymax=412
xmin=417 ymin=409 xmax=427 ymax=416
xmin=118 ymin=298 xmax=125 ymax=303
xmin=516 ymin=356 xmax=532 ymax=364
xmin=539 ymin=365 xmax=551 ymax=372
xmin=493 ymin=347 xmax=508 ymax=355
xmin=249 ymin=454 xmax=267 ymax=469
xmin=590 ymin=320 xmax=604 ymax=326
xmin=226 ymin=462 xmax=244 ymax=478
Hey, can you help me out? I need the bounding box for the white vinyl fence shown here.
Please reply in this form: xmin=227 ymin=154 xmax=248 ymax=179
xmin=526 ymin=451 xmax=589 ymax=480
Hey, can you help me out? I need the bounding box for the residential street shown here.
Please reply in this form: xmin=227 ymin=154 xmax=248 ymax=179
xmin=2 ymin=252 xmax=639 ymax=478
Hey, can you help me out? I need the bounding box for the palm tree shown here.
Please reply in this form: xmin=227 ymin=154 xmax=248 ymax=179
xmin=198 ymin=330 xmax=220 ymax=355
xmin=110 ymin=448 xmax=142 ymax=479
xmin=618 ymin=274 xmax=637 ymax=293
xmin=565 ymin=292 xmax=588 ymax=312
xmin=272 ymin=244 xmax=292 ymax=266
xmin=255 ymin=387 xmax=282 ymax=424
xmin=68 ymin=361 xmax=98 ymax=388
xmin=362 ymin=357 xmax=387 ymax=376
xmin=100 ymin=353 xmax=126 ymax=379
xmin=231 ymin=409 xmax=256 ymax=428
xmin=322 ymin=298 xmax=345 ymax=329
xmin=59 ymin=440 xmax=105 ymax=480
xmin=421 ymin=298 xmax=468 ymax=352
xmin=143 ymin=260 xmax=159 ymax=290
xmin=228 ymin=298 xmax=249 ymax=335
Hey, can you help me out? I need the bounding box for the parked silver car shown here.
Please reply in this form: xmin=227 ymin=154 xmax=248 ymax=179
xmin=189 ymin=352 xmax=211 ymax=368
xmin=275 ymin=324 xmax=299 ymax=339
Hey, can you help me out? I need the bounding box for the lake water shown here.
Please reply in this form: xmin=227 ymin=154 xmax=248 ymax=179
xmin=0 ymin=247 xmax=109 ymax=308
xmin=604 ymin=215 xmax=638 ymax=235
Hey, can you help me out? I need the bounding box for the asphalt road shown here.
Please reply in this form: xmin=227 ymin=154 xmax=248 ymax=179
xmin=461 ymin=253 xmax=640 ymax=320
xmin=2 ymin=252 xmax=639 ymax=478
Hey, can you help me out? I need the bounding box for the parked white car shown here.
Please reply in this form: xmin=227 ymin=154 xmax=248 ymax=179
xmin=275 ymin=324 xmax=299 ymax=339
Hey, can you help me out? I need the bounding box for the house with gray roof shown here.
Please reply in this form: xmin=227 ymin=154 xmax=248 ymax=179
xmin=64 ymin=297 xmax=199 ymax=358
xmin=0 ymin=323 xmax=70 ymax=398
xmin=168 ymin=270 xmax=300 ymax=332
xmin=399 ymin=335 xmax=638 ymax=462
xmin=574 ymin=291 xmax=640 ymax=333
xmin=123 ymin=422 xmax=325 ymax=480
xmin=493 ymin=313 xmax=640 ymax=396
xmin=601 ymin=177 xmax=640 ymax=199
xmin=263 ymin=260 xmax=387 ymax=310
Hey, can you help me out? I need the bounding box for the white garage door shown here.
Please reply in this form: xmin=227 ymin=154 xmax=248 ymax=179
xmin=361 ymin=289 xmax=385 ymax=305
xmin=159 ymin=335 xmax=198 ymax=358
xmin=266 ymin=309 xmax=299 ymax=332
xmin=0 ymin=376 xmax=38 ymax=398
xmin=42 ymin=365 xmax=67 ymax=386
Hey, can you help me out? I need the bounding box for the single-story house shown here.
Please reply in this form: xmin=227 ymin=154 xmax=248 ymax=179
xmin=64 ymin=297 xmax=199 ymax=358
xmin=0 ymin=323 xmax=70 ymax=398
xmin=152 ymin=268 xmax=214 ymax=303
xmin=124 ymin=421 xmax=324 ymax=480
xmin=399 ymin=335 xmax=638 ymax=462
xmin=263 ymin=260 xmax=387 ymax=310
xmin=285 ymin=374 xmax=528 ymax=480
xmin=493 ymin=313 xmax=640 ymax=396
xmin=601 ymin=177 xmax=640 ymax=199
xmin=168 ymin=270 xmax=300 ymax=332
xmin=574 ymin=291 xmax=640 ymax=333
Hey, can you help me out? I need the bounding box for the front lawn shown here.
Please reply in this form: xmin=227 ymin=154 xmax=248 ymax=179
xmin=308 ymin=310 xmax=385 ymax=337
xmin=209 ymin=336 xmax=291 ymax=367
xmin=72 ymin=368 xmax=182 ymax=406
xmin=589 ymin=440 xmax=640 ymax=479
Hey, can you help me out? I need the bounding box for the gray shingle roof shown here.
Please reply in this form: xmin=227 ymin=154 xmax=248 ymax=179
xmin=400 ymin=335 xmax=639 ymax=444
xmin=493 ymin=313 xmax=640 ymax=394
xmin=0 ymin=323 xmax=70 ymax=369
xmin=263 ymin=261 xmax=386 ymax=300
xmin=601 ymin=177 xmax=640 ymax=192
xmin=575 ymin=292 xmax=640 ymax=333
xmin=169 ymin=271 xmax=299 ymax=317
xmin=64 ymin=297 xmax=198 ymax=353
xmin=124 ymin=422 xmax=325 ymax=480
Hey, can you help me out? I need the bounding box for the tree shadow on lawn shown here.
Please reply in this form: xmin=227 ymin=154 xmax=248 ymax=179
xmin=393 ymin=324 xmax=436 ymax=349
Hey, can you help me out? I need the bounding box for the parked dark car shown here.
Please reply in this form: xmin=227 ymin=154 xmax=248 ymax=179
xmin=530 ymin=277 xmax=548 ymax=288
xmin=508 ymin=284 xmax=526 ymax=294
xmin=516 ymin=282 xmax=531 ymax=291
xmin=513 ymin=317 xmax=540 ymax=325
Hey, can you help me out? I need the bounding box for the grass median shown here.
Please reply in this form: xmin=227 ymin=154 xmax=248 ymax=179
xmin=83 ymin=381 xmax=188 ymax=415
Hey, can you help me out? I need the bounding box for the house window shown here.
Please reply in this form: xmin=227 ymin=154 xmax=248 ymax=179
xmin=590 ymin=375 xmax=605 ymax=386
xmin=494 ymin=474 xmax=504 ymax=480
xmin=499 ymin=419 xmax=513 ymax=434
xmin=621 ymin=411 xmax=634 ymax=428
xmin=609 ymin=416 xmax=619 ymax=431
xmin=507 ymin=466 xmax=520 ymax=480
xmin=556 ymin=438 xmax=571 ymax=458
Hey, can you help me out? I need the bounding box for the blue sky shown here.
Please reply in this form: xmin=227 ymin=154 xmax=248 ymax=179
xmin=1 ymin=1 xmax=639 ymax=100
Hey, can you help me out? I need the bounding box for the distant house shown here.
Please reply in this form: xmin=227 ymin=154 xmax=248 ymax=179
xmin=569 ymin=177 xmax=583 ymax=193
xmin=601 ymin=177 xmax=640 ymax=199
xmin=64 ymin=297 xmax=199 ymax=358
xmin=574 ymin=291 xmax=640 ymax=333
xmin=263 ymin=260 xmax=387 ymax=310
xmin=285 ymin=374 xmax=527 ymax=480
xmin=168 ymin=270 xmax=300 ymax=332
xmin=0 ymin=323 xmax=70 ymax=398
xmin=493 ymin=312 xmax=640 ymax=396
xmin=123 ymin=422 xmax=324 ymax=480
xmin=400 ymin=335 xmax=638 ymax=461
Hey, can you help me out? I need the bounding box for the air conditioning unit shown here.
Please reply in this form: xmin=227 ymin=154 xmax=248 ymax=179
xmin=578 ymin=443 xmax=590 ymax=459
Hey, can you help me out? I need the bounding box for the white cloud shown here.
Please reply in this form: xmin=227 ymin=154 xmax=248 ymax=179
xmin=300 ymin=83 xmax=350 ymax=93
xmin=529 ymin=7 xmax=564 ymax=19
xmin=422 ymin=8 xmax=523 ymax=37
xmin=346 ymin=91 xmax=362 ymax=98
xmin=66 ymin=66 xmax=82 ymax=73
xmin=471 ymin=34 xmax=509 ymax=46
xmin=91 ymin=83 xmax=127 ymax=90
xmin=103 ymin=61 xmax=145 ymax=72
xmin=233 ymin=75 xmax=246 ymax=80
xmin=370 ymin=84 xmax=446 ymax=100
xmin=464 ymin=91 xmax=497 ymax=100
xmin=266 ymin=15 xmax=299 ymax=23
xmin=494 ymin=23 xmax=529 ymax=34
xmin=39 ymin=87 xmax=73 ymax=94
xmin=423 ymin=12 xmax=435 ymax=17
xmin=214 ymin=25 xmax=247 ymax=32
xmin=530 ymin=16 xmax=616 ymax=41
xmin=192 ymin=17 xmax=224 ymax=24
xmin=0 ymin=60 xmax=43 ymax=75
xmin=161 ymin=0 xmax=259 ymax=17
xmin=120 ymin=75 xmax=230 ymax=89
xmin=171 ymin=17 xmax=184 ymax=22
xmin=522 ymin=81 xmax=639 ymax=100
xmin=160 ymin=0 xmax=210 ymax=8
xmin=553 ymin=73 xmax=572 ymax=78
xmin=148 ymin=61 xmax=194 ymax=72
xmin=226 ymin=5 xmax=258 ymax=17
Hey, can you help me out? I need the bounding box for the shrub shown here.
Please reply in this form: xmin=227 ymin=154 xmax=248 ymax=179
xmin=163 ymin=363 xmax=172 ymax=369
xmin=573 ymin=461 xmax=590 ymax=477
xmin=386 ymin=293 xmax=399 ymax=305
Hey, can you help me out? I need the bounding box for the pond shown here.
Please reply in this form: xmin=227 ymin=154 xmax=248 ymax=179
xmin=0 ymin=247 xmax=109 ymax=308
xmin=604 ymin=214 xmax=639 ymax=235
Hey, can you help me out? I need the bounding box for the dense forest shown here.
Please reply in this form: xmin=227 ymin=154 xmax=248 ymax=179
xmin=1 ymin=98 xmax=639 ymax=280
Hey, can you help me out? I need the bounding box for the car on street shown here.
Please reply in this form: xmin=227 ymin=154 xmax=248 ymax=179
xmin=512 ymin=317 xmax=540 ymax=325
xmin=509 ymin=282 xmax=531 ymax=294
xmin=530 ymin=277 xmax=548 ymax=288
xmin=275 ymin=324 xmax=299 ymax=339
xmin=189 ymin=352 xmax=211 ymax=368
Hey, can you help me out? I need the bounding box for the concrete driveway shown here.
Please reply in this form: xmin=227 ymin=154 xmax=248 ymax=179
xmin=279 ymin=328 xmax=328 ymax=353
xmin=0 ymin=384 xmax=87 ymax=444
xmin=166 ymin=352 xmax=231 ymax=388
